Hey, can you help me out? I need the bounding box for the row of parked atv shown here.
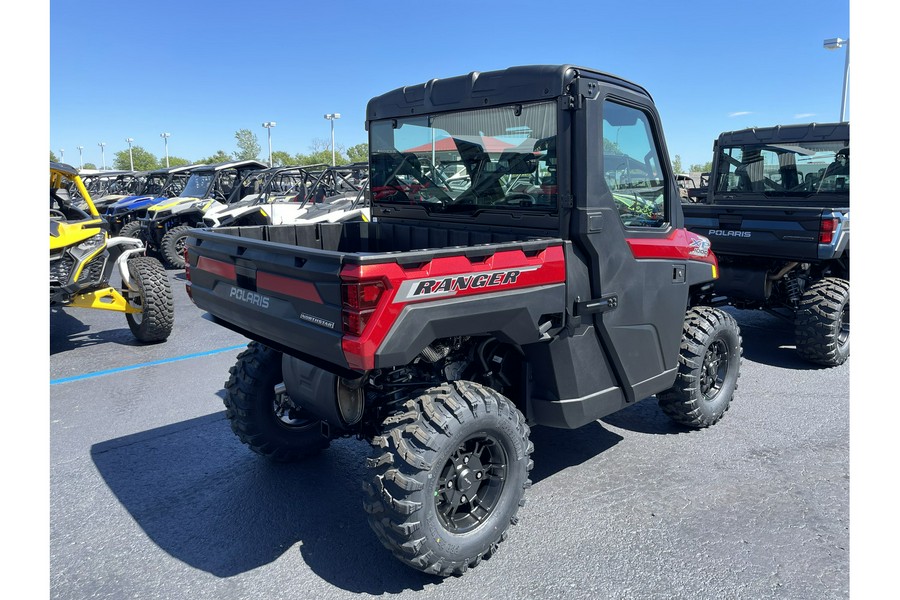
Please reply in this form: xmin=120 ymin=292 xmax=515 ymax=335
xmin=81 ymin=160 xmax=371 ymax=270
xmin=50 ymin=161 xmax=370 ymax=345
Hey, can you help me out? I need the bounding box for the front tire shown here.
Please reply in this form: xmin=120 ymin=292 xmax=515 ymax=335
xmin=160 ymin=224 xmax=193 ymax=269
xmin=124 ymin=256 xmax=174 ymax=343
xmin=118 ymin=220 xmax=143 ymax=240
xmin=794 ymin=277 xmax=849 ymax=367
xmin=364 ymin=381 xmax=533 ymax=576
xmin=658 ymin=306 xmax=742 ymax=428
xmin=223 ymin=342 xmax=330 ymax=462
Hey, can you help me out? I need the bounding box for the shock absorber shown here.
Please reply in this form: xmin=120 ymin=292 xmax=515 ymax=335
xmin=783 ymin=271 xmax=804 ymax=307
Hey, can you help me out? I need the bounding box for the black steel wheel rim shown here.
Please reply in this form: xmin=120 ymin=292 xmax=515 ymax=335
xmin=700 ymin=339 xmax=729 ymax=401
xmin=174 ymin=235 xmax=187 ymax=257
xmin=837 ymin=300 xmax=850 ymax=345
xmin=435 ymin=434 xmax=508 ymax=534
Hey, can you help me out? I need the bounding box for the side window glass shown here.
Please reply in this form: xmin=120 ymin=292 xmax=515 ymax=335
xmin=602 ymin=100 xmax=667 ymax=228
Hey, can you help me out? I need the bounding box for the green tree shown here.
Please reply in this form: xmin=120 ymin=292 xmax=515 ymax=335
xmin=301 ymin=138 xmax=348 ymax=165
xmin=233 ymin=129 xmax=261 ymax=161
xmin=167 ymin=156 xmax=192 ymax=167
xmin=200 ymin=150 xmax=232 ymax=164
xmin=689 ymin=161 xmax=713 ymax=173
xmin=672 ymin=154 xmax=683 ymax=174
xmin=603 ymin=139 xmax=623 ymax=154
xmin=113 ymin=145 xmax=160 ymax=171
xmin=50 ymin=150 xmax=59 ymax=162
xmin=346 ymin=143 xmax=368 ymax=164
xmin=271 ymin=150 xmax=294 ymax=167
xmin=83 ymin=163 xmax=97 ymax=170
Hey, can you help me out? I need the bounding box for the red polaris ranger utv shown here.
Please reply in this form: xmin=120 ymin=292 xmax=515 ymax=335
xmin=185 ymin=65 xmax=742 ymax=576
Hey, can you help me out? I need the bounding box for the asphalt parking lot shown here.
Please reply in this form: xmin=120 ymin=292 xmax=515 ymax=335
xmin=49 ymin=268 xmax=850 ymax=600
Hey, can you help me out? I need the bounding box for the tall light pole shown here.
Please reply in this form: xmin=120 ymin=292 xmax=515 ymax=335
xmin=160 ymin=132 xmax=171 ymax=167
xmin=324 ymin=113 xmax=341 ymax=165
xmin=77 ymin=146 xmax=84 ymax=169
xmin=60 ymin=148 xmax=65 ymax=162
xmin=262 ymin=121 xmax=276 ymax=167
xmin=125 ymin=137 xmax=135 ymax=170
xmin=98 ymin=142 xmax=107 ymax=170
xmin=823 ymin=37 xmax=850 ymax=122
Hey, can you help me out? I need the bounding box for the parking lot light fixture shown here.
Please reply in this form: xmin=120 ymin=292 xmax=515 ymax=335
xmin=60 ymin=148 xmax=65 ymax=162
xmin=160 ymin=132 xmax=171 ymax=167
xmin=77 ymin=146 xmax=84 ymax=169
xmin=823 ymin=37 xmax=850 ymax=122
xmin=125 ymin=138 xmax=135 ymax=170
xmin=98 ymin=142 xmax=107 ymax=170
xmin=324 ymin=113 xmax=341 ymax=165
xmin=262 ymin=122 xmax=276 ymax=167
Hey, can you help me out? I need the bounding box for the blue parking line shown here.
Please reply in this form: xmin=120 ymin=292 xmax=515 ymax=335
xmin=50 ymin=344 xmax=247 ymax=385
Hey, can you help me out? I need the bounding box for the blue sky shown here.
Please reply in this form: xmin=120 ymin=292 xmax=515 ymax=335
xmin=48 ymin=0 xmax=850 ymax=170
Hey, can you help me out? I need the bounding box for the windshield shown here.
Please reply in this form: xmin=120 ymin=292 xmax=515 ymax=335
xmin=142 ymin=174 xmax=168 ymax=197
xmin=369 ymin=101 xmax=558 ymax=215
xmin=715 ymin=141 xmax=849 ymax=196
xmin=180 ymin=173 xmax=214 ymax=198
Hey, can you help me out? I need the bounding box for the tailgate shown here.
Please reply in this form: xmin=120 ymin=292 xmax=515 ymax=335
xmin=683 ymin=204 xmax=830 ymax=260
xmin=185 ymin=228 xmax=351 ymax=371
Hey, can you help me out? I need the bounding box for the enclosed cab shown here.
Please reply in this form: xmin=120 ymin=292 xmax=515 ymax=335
xmin=185 ymin=65 xmax=741 ymax=577
xmin=682 ymin=122 xmax=849 ymax=366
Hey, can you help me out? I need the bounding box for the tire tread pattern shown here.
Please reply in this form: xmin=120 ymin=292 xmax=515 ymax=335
xmin=161 ymin=224 xmax=193 ymax=269
xmin=657 ymin=306 xmax=741 ymax=428
xmin=223 ymin=342 xmax=329 ymax=462
xmin=794 ymin=277 xmax=850 ymax=367
xmin=364 ymin=381 xmax=532 ymax=576
xmin=125 ymin=256 xmax=174 ymax=343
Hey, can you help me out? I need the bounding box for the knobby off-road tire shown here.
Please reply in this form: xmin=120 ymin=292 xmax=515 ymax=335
xmin=161 ymin=224 xmax=193 ymax=269
xmin=794 ymin=277 xmax=849 ymax=367
xmin=658 ymin=306 xmax=742 ymax=428
xmin=118 ymin=220 xmax=143 ymax=239
xmin=223 ymin=342 xmax=330 ymax=462
xmin=364 ymin=381 xmax=533 ymax=577
xmin=125 ymin=256 xmax=174 ymax=343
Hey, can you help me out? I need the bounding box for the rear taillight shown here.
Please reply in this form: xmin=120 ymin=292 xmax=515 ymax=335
xmin=341 ymin=281 xmax=385 ymax=336
xmin=819 ymin=217 xmax=839 ymax=244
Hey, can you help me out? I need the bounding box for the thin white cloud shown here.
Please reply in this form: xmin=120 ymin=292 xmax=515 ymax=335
xmin=728 ymin=111 xmax=752 ymax=117
xmin=794 ymin=113 xmax=816 ymax=119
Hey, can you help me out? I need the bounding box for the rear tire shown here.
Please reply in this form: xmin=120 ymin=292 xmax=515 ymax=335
xmin=124 ymin=256 xmax=174 ymax=343
xmin=161 ymin=224 xmax=193 ymax=269
xmin=794 ymin=277 xmax=849 ymax=367
xmin=224 ymin=342 xmax=330 ymax=462
xmin=658 ymin=306 xmax=742 ymax=428
xmin=364 ymin=381 xmax=533 ymax=576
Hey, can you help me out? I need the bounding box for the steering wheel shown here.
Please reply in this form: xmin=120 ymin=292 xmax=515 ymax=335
xmin=497 ymin=192 xmax=536 ymax=206
xmin=50 ymin=209 xmax=66 ymax=220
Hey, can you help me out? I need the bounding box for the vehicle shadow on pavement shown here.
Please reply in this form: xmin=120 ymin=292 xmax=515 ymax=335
xmin=529 ymin=422 xmax=623 ymax=484
xmin=726 ymin=308 xmax=822 ymax=370
xmin=600 ymin=398 xmax=691 ymax=435
xmin=50 ymin=308 xmax=142 ymax=354
xmin=90 ymin=411 xmax=440 ymax=593
xmin=88 ymin=407 xmax=650 ymax=591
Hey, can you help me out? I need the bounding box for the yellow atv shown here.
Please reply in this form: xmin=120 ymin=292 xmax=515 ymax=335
xmin=50 ymin=162 xmax=174 ymax=343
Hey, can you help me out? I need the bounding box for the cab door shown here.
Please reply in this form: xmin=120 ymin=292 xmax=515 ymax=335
xmin=572 ymin=83 xmax=689 ymax=402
